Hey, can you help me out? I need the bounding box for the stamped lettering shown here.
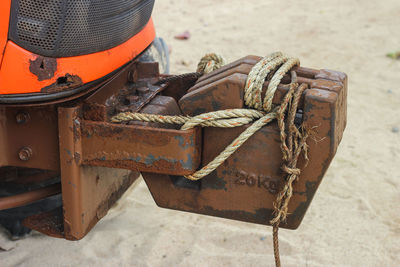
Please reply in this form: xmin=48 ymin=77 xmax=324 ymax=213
xmin=234 ymin=170 xmax=279 ymax=194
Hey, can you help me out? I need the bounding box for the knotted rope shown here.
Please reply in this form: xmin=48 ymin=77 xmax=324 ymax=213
xmin=111 ymin=52 xmax=310 ymax=267
xmin=270 ymin=79 xmax=309 ymax=267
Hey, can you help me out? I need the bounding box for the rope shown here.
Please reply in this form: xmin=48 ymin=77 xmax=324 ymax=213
xmin=196 ymin=53 xmax=225 ymax=74
xmin=155 ymin=72 xmax=202 ymax=85
xmin=273 ymin=224 xmax=281 ymax=267
xmin=271 ymin=82 xmax=309 ymax=225
xmin=270 ymin=79 xmax=309 ymax=267
xmin=112 ymin=109 xmax=265 ymax=129
xmin=111 ymin=52 xmax=310 ymax=266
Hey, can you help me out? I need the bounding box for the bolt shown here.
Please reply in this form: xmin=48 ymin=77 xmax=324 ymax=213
xmin=18 ymin=147 xmax=33 ymax=161
xmin=16 ymin=112 xmax=30 ymax=124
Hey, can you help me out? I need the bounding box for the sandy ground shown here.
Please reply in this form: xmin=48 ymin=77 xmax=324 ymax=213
xmin=1 ymin=0 xmax=400 ymax=266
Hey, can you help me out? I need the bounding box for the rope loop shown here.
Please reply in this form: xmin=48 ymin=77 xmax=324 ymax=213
xmin=197 ymin=53 xmax=225 ymax=74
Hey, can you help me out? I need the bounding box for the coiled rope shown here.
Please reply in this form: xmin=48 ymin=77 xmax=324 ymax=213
xmin=111 ymin=52 xmax=310 ymax=267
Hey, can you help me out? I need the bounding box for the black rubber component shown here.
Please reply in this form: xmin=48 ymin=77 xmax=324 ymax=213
xmin=9 ymin=0 xmax=155 ymax=57
xmin=139 ymin=37 xmax=170 ymax=74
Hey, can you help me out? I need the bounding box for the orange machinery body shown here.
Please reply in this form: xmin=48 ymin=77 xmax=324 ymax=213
xmin=0 ymin=0 xmax=155 ymax=95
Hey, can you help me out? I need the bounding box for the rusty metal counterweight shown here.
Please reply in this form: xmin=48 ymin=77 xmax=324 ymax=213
xmin=0 ymin=55 xmax=346 ymax=240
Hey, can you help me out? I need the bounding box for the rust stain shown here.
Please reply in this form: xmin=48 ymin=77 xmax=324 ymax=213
xmin=41 ymin=74 xmax=83 ymax=93
xmin=22 ymin=207 xmax=65 ymax=239
xmin=29 ymin=56 xmax=57 ymax=81
xmin=74 ymin=152 xmax=81 ymax=164
xmin=73 ymin=118 xmax=81 ymax=143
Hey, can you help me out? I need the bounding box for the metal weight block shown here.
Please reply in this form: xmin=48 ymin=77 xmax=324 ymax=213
xmin=142 ymin=59 xmax=347 ymax=229
xmin=187 ymin=55 xmax=347 ymax=129
xmin=181 ymin=55 xmax=346 ymax=117
xmin=195 ymin=55 xmax=346 ymax=84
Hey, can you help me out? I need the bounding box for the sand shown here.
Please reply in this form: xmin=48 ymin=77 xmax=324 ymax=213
xmin=1 ymin=0 xmax=400 ymax=266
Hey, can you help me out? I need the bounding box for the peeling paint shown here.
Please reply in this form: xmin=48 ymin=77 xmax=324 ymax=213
xmin=174 ymin=135 xmax=194 ymax=150
xmin=29 ymin=56 xmax=57 ymax=81
xmin=41 ymin=74 xmax=83 ymax=93
xmin=143 ymin=153 xmax=193 ymax=170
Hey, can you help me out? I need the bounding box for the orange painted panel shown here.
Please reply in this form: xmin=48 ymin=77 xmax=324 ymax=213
xmin=0 ymin=0 xmax=12 ymax=67
xmin=0 ymin=19 xmax=155 ymax=94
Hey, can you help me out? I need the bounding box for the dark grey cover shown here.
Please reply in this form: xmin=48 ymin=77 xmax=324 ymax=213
xmin=8 ymin=0 xmax=155 ymax=57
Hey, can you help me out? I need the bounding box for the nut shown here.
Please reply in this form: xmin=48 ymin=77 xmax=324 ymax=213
xmin=16 ymin=112 xmax=30 ymax=124
xmin=18 ymin=147 xmax=33 ymax=161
